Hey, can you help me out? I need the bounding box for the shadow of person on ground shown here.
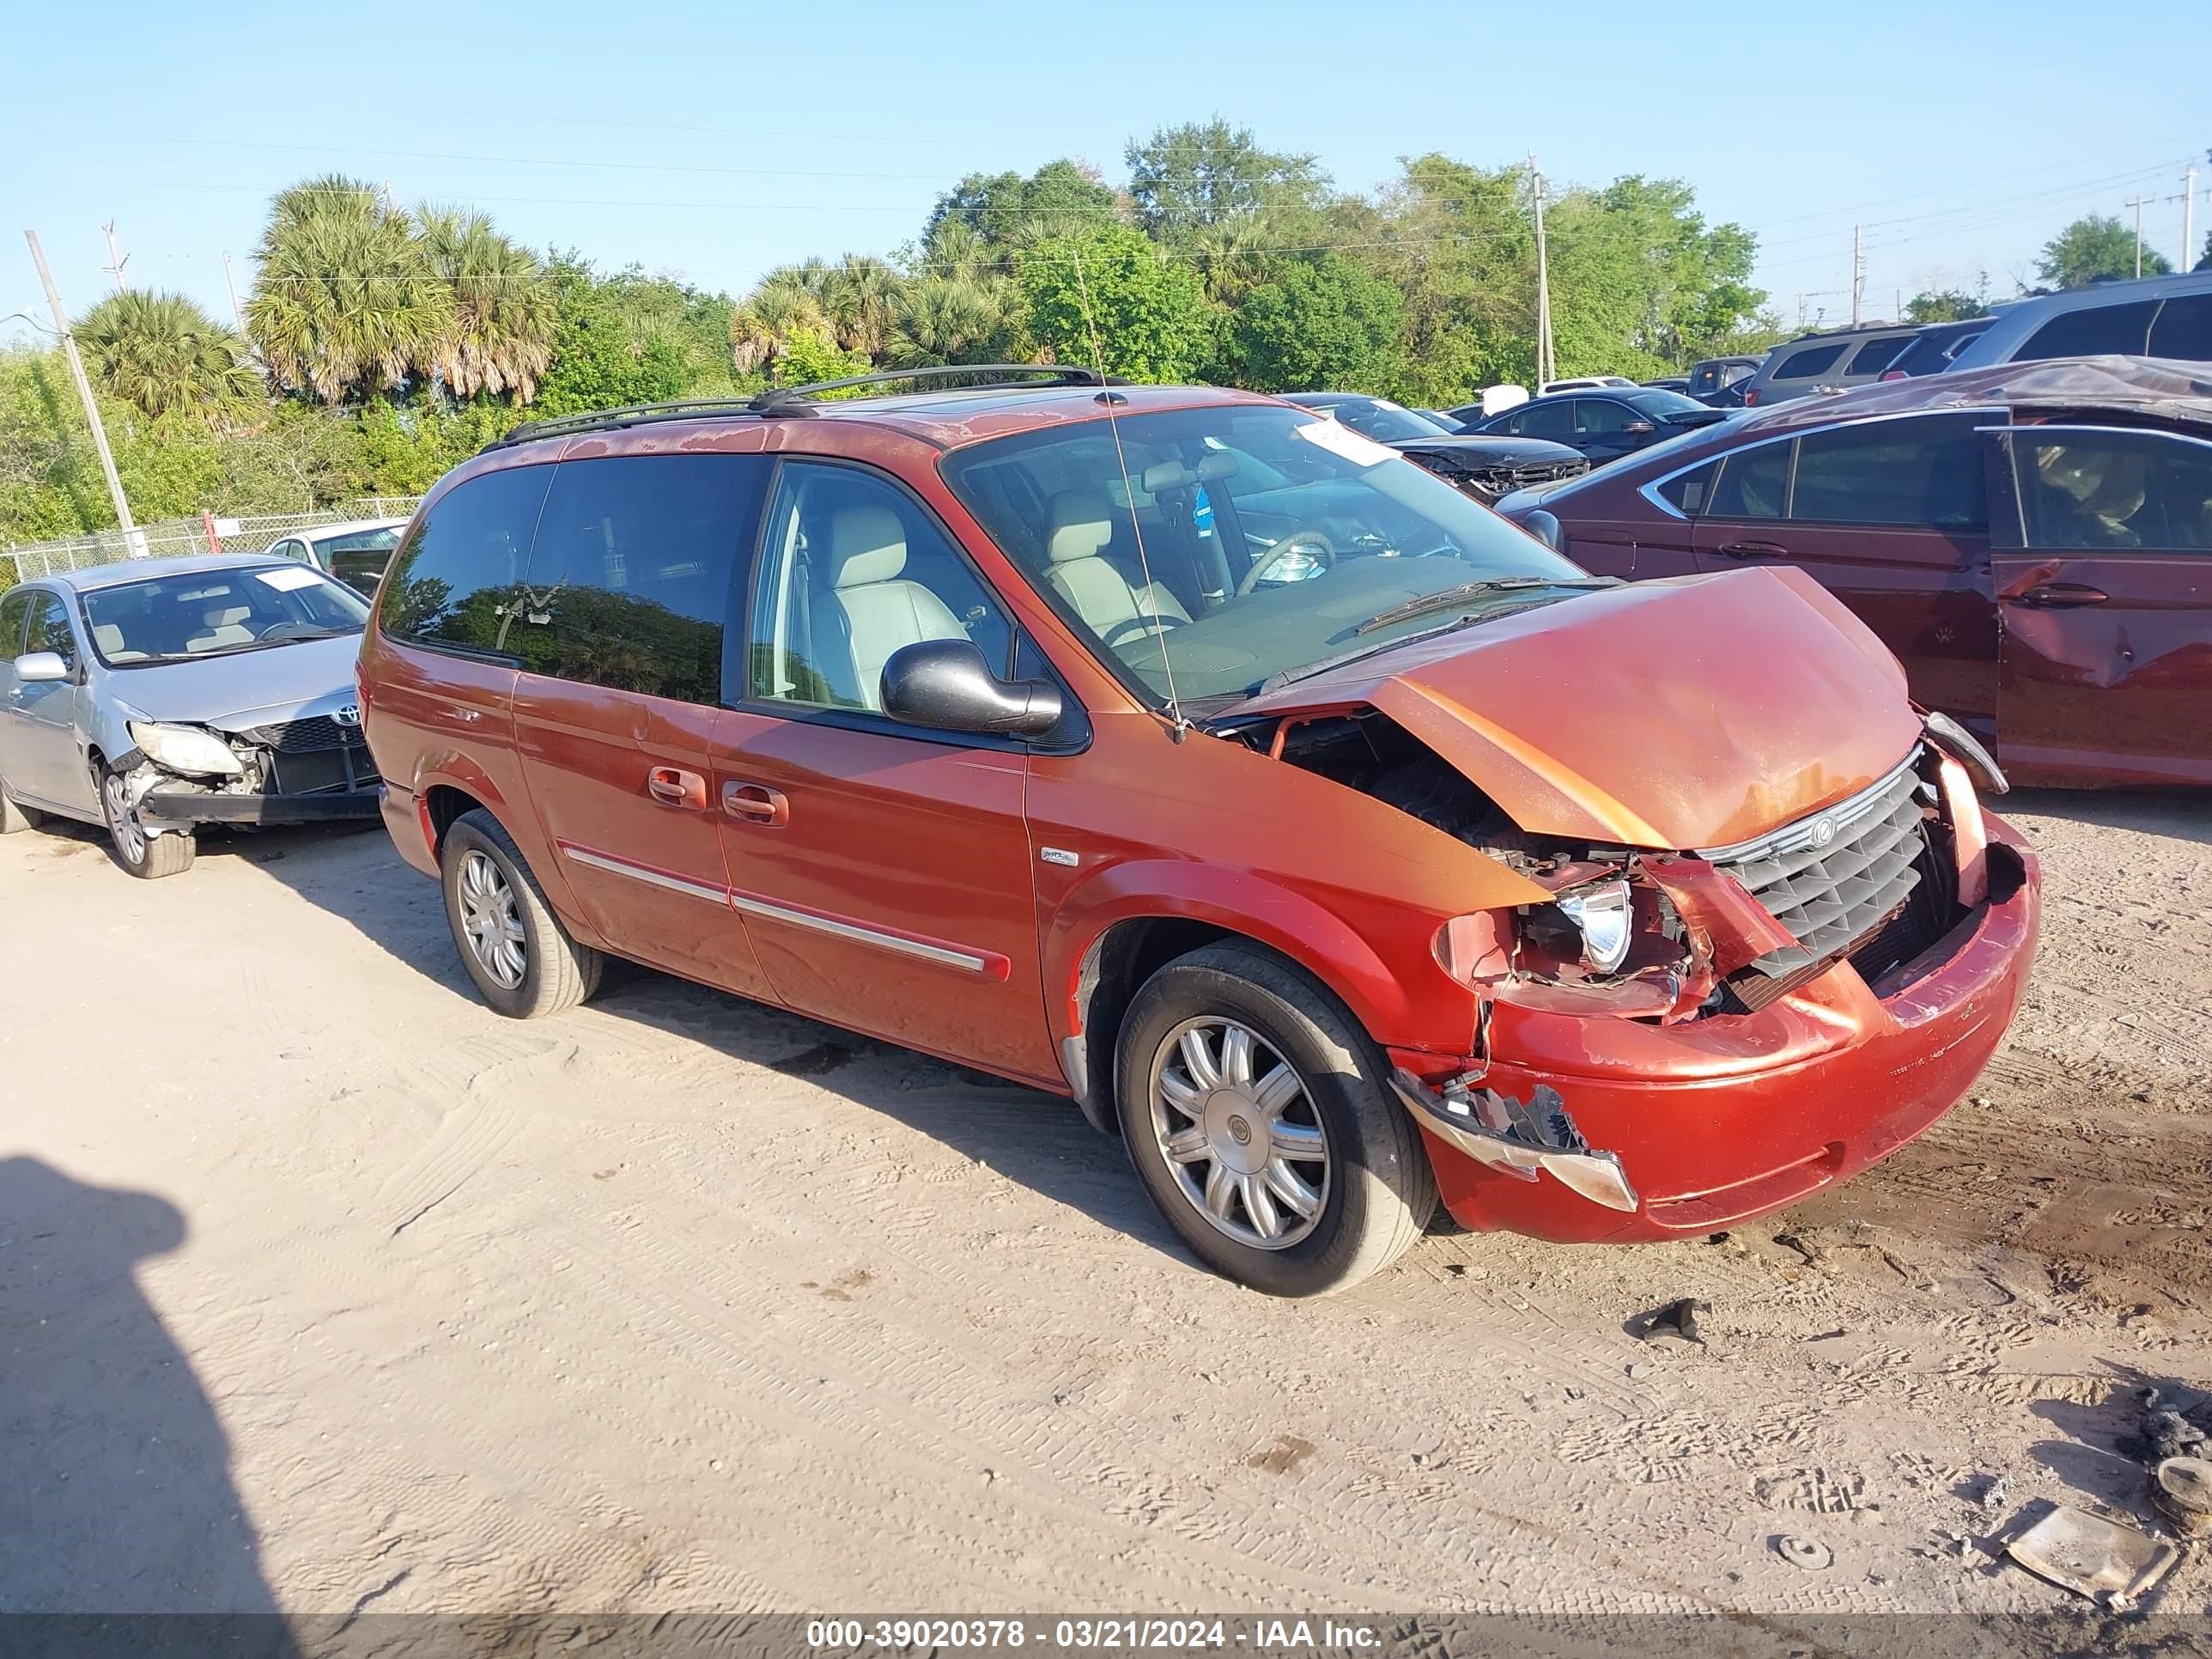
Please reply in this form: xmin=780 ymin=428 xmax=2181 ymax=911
xmin=0 ymin=1156 xmax=295 ymax=1648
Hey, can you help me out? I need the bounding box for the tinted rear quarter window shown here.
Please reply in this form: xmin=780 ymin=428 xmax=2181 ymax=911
xmin=1771 ymin=343 xmax=1849 ymax=381
xmin=1708 ymin=442 xmax=1791 ymax=517
xmin=2147 ymin=294 xmax=2212 ymax=362
xmin=1656 ymin=459 xmax=1718 ymax=514
xmin=1788 ymin=416 xmax=1987 ymax=527
xmin=2016 ymin=298 xmax=2158 ymax=362
xmin=380 ymin=466 xmax=556 ymax=657
xmin=520 ymin=454 xmax=765 ymax=705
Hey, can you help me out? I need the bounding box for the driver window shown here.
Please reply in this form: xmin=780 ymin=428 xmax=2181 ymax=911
xmin=1515 ymin=400 xmax=1577 ymax=439
xmin=25 ymin=594 xmax=77 ymax=671
xmin=748 ymin=462 xmax=1012 ymax=714
xmin=1576 ymin=399 xmax=1635 ymax=434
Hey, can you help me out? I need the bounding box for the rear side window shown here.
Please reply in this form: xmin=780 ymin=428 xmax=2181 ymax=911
xmin=1789 ymin=416 xmax=1987 ymax=528
xmin=520 ymin=454 xmax=767 ymax=705
xmin=1771 ymin=343 xmax=1849 ymax=381
xmin=1575 ymin=399 xmax=1637 ymax=434
xmin=1842 ymin=336 xmax=1913 ymax=375
xmin=1655 ymin=460 xmax=1718 ymax=514
xmin=2016 ymin=299 xmax=2158 ymax=362
xmin=24 ymin=593 xmax=77 ymax=670
xmin=2148 ymin=294 xmax=2212 ymax=362
xmin=380 ymin=466 xmax=555 ymax=658
xmin=1511 ymin=400 xmax=1576 ymax=438
xmin=1707 ymin=442 xmax=1791 ymax=518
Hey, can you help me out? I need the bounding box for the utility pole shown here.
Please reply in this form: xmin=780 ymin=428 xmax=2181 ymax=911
xmin=100 ymin=222 xmax=129 ymax=291
xmin=25 ymin=230 xmax=140 ymax=552
xmin=2125 ymin=193 xmax=2151 ymax=278
xmin=222 ymin=251 xmax=248 ymax=337
xmin=1850 ymin=225 xmax=1864 ymax=326
xmin=1528 ymin=154 xmax=1553 ymax=389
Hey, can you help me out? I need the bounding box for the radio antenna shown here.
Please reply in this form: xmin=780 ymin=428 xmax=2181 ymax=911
xmin=1069 ymin=246 xmax=1186 ymax=738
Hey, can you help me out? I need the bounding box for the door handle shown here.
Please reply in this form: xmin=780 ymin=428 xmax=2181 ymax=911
xmin=2012 ymin=581 xmax=2109 ymax=609
xmin=721 ymin=781 xmax=789 ymax=826
xmin=1717 ymin=540 xmax=1788 ymax=560
xmin=646 ymin=766 xmax=708 ymax=810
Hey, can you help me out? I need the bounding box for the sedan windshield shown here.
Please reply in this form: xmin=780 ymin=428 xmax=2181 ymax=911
xmin=1625 ymin=388 xmax=1713 ymax=420
xmin=939 ymin=404 xmax=1589 ymax=707
xmin=81 ymin=564 xmax=370 ymax=667
xmin=1300 ymin=398 xmax=1452 ymax=444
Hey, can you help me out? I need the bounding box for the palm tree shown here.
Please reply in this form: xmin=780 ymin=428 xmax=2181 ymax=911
xmin=246 ymin=175 xmax=450 ymax=404
xmin=416 ymin=204 xmax=556 ymax=401
xmin=886 ymin=276 xmax=1021 ymax=368
xmin=820 ymin=255 xmax=903 ymax=358
xmin=729 ymin=274 xmax=830 ymax=374
xmin=75 ymin=290 xmax=259 ymax=421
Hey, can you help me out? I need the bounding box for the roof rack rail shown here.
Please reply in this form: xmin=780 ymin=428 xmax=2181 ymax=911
xmin=486 ymin=364 xmax=1122 ymax=452
xmin=745 ymin=362 xmax=1116 ymax=412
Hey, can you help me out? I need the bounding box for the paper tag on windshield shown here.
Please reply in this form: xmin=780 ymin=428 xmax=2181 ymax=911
xmin=1292 ymin=417 xmax=1395 ymax=469
xmin=255 ymin=565 xmax=324 ymax=592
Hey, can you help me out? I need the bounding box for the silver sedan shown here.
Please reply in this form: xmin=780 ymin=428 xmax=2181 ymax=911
xmin=0 ymin=553 xmax=382 ymax=878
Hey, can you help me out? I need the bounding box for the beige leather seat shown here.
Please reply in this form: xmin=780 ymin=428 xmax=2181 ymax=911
xmin=186 ymin=604 xmax=255 ymax=653
xmin=820 ymin=505 xmax=964 ymax=710
xmin=1043 ymin=492 xmax=1190 ymax=645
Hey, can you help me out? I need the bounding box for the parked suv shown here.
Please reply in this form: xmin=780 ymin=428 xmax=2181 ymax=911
xmin=358 ymin=368 xmax=2039 ymax=1296
xmin=1946 ymin=270 xmax=2212 ymax=372
xmin=1738 ymin=322 xmax=1923 ymax=406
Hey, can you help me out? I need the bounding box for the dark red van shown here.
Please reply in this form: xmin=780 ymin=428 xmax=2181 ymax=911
xmin=357 ymin=368 xmax=2038 ymax=1296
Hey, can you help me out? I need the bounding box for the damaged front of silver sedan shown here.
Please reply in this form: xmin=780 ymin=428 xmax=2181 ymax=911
xmin=0 ymin=553 xmax=384 ymax=879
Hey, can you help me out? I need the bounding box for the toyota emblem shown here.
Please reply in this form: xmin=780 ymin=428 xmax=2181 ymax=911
xmin=332 ymin=703 xmax=362 ymax=728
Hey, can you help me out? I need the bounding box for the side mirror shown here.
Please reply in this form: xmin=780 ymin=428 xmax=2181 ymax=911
xmin=880 ymin=639 xmax=1065 ymax=738
xmin=1519 ymin=510 xmax=1565 ymax=552
xmin=13 ymin=651 xmax=69 ymax=684
xmin=1622 ymin=420 xmax=1656 ymax=436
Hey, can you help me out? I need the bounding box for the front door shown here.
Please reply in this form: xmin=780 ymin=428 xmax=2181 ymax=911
xmin=508 ymin=450 xmax=778 ymax=998
xmin=7 ymin=591 xmax=94 ymax=811
xmin=1692 ymin=415 xmax=2002 ymax=744
xmin=715 ymin=458 xmax=1055 ymax=1084
xmin=1991 ymin=423 xmax=2212 ymax=786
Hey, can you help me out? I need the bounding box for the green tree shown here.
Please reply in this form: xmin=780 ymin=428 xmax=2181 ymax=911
xmin=1904 ymin=286 xmax=1991 ymax=324
xmin=1221 ymin=255 xmax=1401 ymax=392
xmin=924 ymin=159 xmax=1119 ymax=252
xmin=729 ymin=269 xmax=832 ymax=375
xmin=2196 ymin=227 xmax=2211 ymax=273
xmin=1019 ymin=223 xmax=1215 ymax=382
xmin=416 ymin=206 xmax=556 ymax=402
xmin=246 ymin=176 xmax=451 ymax=404
xmin=769 ymin=326 xmax=872 ymax=391
xmin=2035 ymin=214 xmax=2171 ymax=290
xmin=886 ymin=276 xmax=1025 ymax=367
xmin=1124 ymin=120 xmax=1325 ymax=241
xmin=533 ymin=259 xmax=694 ymax=416
xmin=819 ymin=255 xmax=904 ymax=356
xmin=74 ymin=290 xmax=259 ymax=422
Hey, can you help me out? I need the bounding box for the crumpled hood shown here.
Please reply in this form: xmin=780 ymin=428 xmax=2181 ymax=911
xmin=1391 ymin=434 xmax=1584 ymax=465
xmin=1231 ymin=566 xmax=1922 ymax=849
xmin=109 ymin=634 xmax=364 ymax=732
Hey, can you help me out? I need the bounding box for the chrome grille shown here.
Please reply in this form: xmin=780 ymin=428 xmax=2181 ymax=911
xmin=1702 ymin=753 xmax=1929 ymax=981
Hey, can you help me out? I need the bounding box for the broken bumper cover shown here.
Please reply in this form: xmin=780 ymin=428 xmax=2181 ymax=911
xmin=1394 ymin=814 xmax=2040 ymax=1244
xmin=1389 ymin=1071 xmax=1639 ymax=1212
xmin=141 ymin=789 xmax=382 ymax=829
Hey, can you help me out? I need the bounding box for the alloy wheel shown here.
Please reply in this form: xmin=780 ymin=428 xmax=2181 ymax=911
xmin=458 ymin=849 xmax=527 ymax=989
xmin=102 ymin=774 xmax=146 ymax=865
xmin=1147 ymin=1017 xmax=1331 ymax=1250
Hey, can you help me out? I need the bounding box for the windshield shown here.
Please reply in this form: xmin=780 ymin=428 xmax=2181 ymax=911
xmin=1625 ymin=388 xmax=1711 ymax=419
xmin=939 ymin=404 xmax=1589 ymax=707
xmin=1302 ymin=398 xmax=1450 ymax=444
xmin=311 ymin=526 xmax=403 ymax=556
xmin=81 ymin=564 xmax=370 ymax=667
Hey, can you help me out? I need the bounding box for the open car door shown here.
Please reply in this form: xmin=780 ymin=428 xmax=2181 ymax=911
xmin=1990 ymin=422 xmax=2212 ymax=787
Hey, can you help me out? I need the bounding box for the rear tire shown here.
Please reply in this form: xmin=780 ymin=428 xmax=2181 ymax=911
xmin=441 ymin=808 xmax=603 ymax=1018
xmin=100 ymin=767 xmax=194 ymax=879
xmin=1115 ymin=943 xmax=1436 ymax=1297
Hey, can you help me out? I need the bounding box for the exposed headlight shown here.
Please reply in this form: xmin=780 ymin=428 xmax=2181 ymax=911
xmin=1551 ymin=878 xmax=1633 ymax=975
xmin=129 ymin=720 xmax=244 ymax=777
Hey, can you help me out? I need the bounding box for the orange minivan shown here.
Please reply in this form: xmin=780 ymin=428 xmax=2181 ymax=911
xmin=356 ymin=368 xmax=2039 ymax=1296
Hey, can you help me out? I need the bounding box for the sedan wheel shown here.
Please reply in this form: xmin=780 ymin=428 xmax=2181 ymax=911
xmin=1149 ymin=1017 xmax=1331 ymax=1249
xmin=457 ymin=848 xmax=527 ymax=989
xmin=100 ymin=768 xmax=193 ymax=878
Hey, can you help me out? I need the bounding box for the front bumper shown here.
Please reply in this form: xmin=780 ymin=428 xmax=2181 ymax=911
xmin=141 ymin=789 xmax=381 ymax=829
xmin=1395 ymin=814 xmax=2041 ymax=1243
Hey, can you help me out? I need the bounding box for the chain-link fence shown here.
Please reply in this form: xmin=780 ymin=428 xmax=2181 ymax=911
xmin=2 ymin=498 xmax=422 ymax=588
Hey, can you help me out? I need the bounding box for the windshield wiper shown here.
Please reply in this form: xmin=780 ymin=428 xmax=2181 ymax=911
xmin=1251 ymin=613 xmax=1494 ymax=696
xmin=1352 ymin=576 xmax=1618 ymax=636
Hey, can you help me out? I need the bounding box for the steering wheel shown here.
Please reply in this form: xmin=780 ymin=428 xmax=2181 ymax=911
xmin=1238 ymin=532 xmax=1336 ymax=596
xmin=1103 ymin=612 xmax=1188 ymax=650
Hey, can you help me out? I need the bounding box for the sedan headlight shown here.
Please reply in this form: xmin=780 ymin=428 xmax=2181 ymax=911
xmin=129 ymin=720 xmax=244 ymax=777
xmin=1547 ymin=878 xmax=1634 ymax=975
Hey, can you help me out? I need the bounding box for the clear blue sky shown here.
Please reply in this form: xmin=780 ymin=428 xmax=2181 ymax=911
xmin=4 ymin=0 xmax=2208 ymax=349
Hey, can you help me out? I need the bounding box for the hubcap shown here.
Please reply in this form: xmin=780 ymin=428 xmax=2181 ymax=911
xmin=103 ymin=775 xmax=146 ymax=864
xmin=1149 ymin=1018 xmax=1330 ymax=1250
xmin=457 ymin=850 xmax=527 ymax=989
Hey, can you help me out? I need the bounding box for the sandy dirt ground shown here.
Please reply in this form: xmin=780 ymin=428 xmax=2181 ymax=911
xmin=1 ymin=788 xmax=2206 ymax=1626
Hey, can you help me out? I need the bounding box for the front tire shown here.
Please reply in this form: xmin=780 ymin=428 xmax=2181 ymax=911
xmin=1115 ymin=944 xmax=1436 ymax=1297
xmin=440 ymin=808 xmax=603 ymax=1018
xmin=100 ymin=768 xmax=193 ymax=879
